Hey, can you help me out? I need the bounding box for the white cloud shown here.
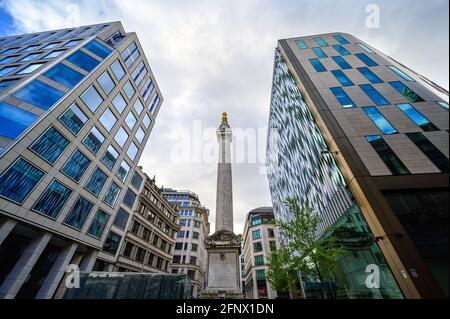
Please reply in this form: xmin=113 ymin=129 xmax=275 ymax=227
xmin=3 ymin=0 xmax=448 ymax=234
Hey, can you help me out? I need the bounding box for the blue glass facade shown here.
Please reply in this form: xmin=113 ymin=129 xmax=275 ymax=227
xmin=267 ymin=49 xmax=403 ymax=298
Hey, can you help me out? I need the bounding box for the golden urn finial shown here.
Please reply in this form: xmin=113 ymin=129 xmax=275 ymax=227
xmin=221 ymin=112 xmax=228 ymax=124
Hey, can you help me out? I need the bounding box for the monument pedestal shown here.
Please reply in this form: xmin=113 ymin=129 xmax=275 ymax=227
xmin=201 ymin=230 xmax=243 ymax=299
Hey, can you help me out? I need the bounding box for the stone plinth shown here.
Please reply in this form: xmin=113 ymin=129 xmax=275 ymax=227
xmin=201 ymin=230 xmax=242 ymax=299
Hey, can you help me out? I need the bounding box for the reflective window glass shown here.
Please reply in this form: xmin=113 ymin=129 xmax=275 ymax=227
xmin=112 ymin=92 xmax=127 ymax=113
xmin=99 ymin=108 xmax=117 ymax=132
xmin=33 ymin=180 xmax=72 ymax=218
xmin=0 ymin=158 xmax=44 ymax=203
xmin=97 ymin=71 xmax=115 ymax=95
xmin=116 ymin=160 xmax=130 ymax=181
xmin=59 ymin=103 xmax=88 ymax=135
xmin=101 ymin=145 xmax=119 ymax=171
xmin=64 ymin=196 xmax=93 ymax=230
xmin=125 ymin=112 xmax=137 ymax=130
xmin=83 ymin=126 xmax=105 ymax=155
xmin=44 ymin=63 xmax=84 ymax=88
xmin=81 ymin=85 xmax=103 ymax=112
xmin=363 ymin=106 xmax=398 ymax=135
xmin=0 ymin=101 xmax=38 ymax=139
xmin=127 ymin=142 xmax=138 ymax=160
xmin=85 ymin=167 xmax=108 ymax=196
xmin=30 ymin=126 xmax=70 ymax=164
xmin=114 ymin=126 xmax=129 ymax=148
xmin=66 ymin=50 xmax=100 ymax=72
xmin=61 ymin=149 xmax=91 ymax=182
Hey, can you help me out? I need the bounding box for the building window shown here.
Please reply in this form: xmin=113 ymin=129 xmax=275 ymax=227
xmin=30 ymin=126 xmax=70 ymax=164
xmin=0 ymin=78 xmax=19 ymax=91
xmin=103 ymin=231 xmax=122 ymax=255
xmin=85 ymin=167 xmax=108 ymax=196
xmin=436 ymin=101 xmax=448 ymax=111
xmin=254 ymin=255 xmax=264 ymax=266
xmin=61 ymin=149 xmax=91 ymax=182
xmin=116 ymin=160 xmax=130 ymax=181
xmin=101 ymin=145 xmax=119 ymax=170
xmin=44 ymin=63 xmax=84 ymax=89
xmin=269 ymin=241 xmax=277 ymax=252
xmin=332 ymin=56 xmax=352 ymax=69
xmin=0 ymin=159 xmax=44 ymax=203
xmin=127 ymin=142 xmax=138 ymax=161
xmin=83 ymin=126 xmax=105 ymax=155
xmin=356 ymin=42 xmax=374 ymax=53
xmin=112 ymin=92 xmax=127 ymax=114
xmin=111 ymin=59 xmax=125 ymax=81
xmin=143 ymin=114 xmax=151 ymax=129
xmin=312 ymin=47 xmax=327 ymax=58
xmin=149 ymin=94 xmax=160 ymax=114
xmin=133 ymin=99 xmax=144 ymax=114
xmin=113 ymin=208 xmax=129 ymax=230
xmin=113 ymin=127 xmax=128 ymax=149
xmin=66 ymin=50 xmax=100 ymax=72
xmin=87 ymin=209 xmax=109 ymax=238
xmin=363 ymin=106 xmax=398 ymax=135
xmin=193 ymin=232 xmax=199 ymax=239
xmin=189 ymin=256 xmax=197 ymax=265
xmin=172 ymin=255 xmax=181 ymax=264
xmin=123 ymin=242 xmax=134 ymax=257
xmin=131 ymin=172 xmax=143 ymax=189
xmin=123 ymin=81 xmax=136 ymax=99
xmin=357 ymin=67 xmax=383 ymax=84
xmin=121 ymin=41 xmax=140 ymax=68
xmin=64 ymin=196 xmax=93 ymax=229
xmin=123 ymin=188 xmax=137 ymax=208
xmin=295 ymin=39 xmax=308 ymax=49
xmin=19 ymin=53 xmax=40 ymax=62
xmin=309 ymin=58 xmax=326 ymax=72
xmin=13 ymin=80 xmax=64 ymax=110
xmin=135 ymin=127 xmax=145 ymax=144
xmin=191 ymin=243 xmax=198 ymax=251
xmin=135 ymin=247 xmax=146 ymax=262
xmin=104 ymin=182 xmax=121 ymax=206
xmin=0 ymin=101 xmax=38 ymax=140
xmin=331 ymin=70 xmax=353 ymax=86
xmin=83 ymin=39 xmax=112 ymax=59
xmin=141 ymin=78 xmax=154 ymax=102
xmin=64 ymin=39 xmax=80 ymax=47
xmin=366 ymin=135 xmax=410 ymax=175
xmin=131 ymin=61 xmax=148 ymax=86
xmin=177 ymin=231 xmax=185 ymax=238
xmin=32 ymin=180 xmax=72 ymax=218
xmin=333 ymin=34 xmax=349 ymax=44
xmin=355 ymin=52 xmax=378 ymax=66
xmin=397 ymin=103 xmax=438 ymax=131
xmin=99 ymin=109 xmax=117 ymax=133
xmin=43 ymin=42 xmax=60 ymax=49
xmin=59 ymin=103 xmax=88 ymax=135
xmin=253 ymin=242 xmax=263 ymax=253
xmin=314 ymin=37 xmax=328 ymax=47
xmin=360 ymin=84 xmax=389 ymax=106
xmin=256 ymin=269 xmax=266 ymax=281
xmin=175 ymin=243 xmax=183 ymax=250
xmin=0 ymin=65 xmax=18 ymax=76
xmin=332 ymin=44 xmax=350 ymax=56
xmin=268 ymin=228 xmax=275 ymax=238
xmin=406 ymin=133 xmax=449 ymax=172
xmin=97 ymin=71 xmax=115 ymax=95
xmin=124 ymin=112 xmax=137 ymax=131
xmin=389 ymin=81 xmax=425 ymax=103
xmin=387 ymin=65 xmax=414 ymax=82
xmin=330 ymin=87 xmax=355 ymax=108
xmin=17 ymin=62 xmax=45 ymax=74
xmin=43 ymin=49 xmax=65 ymax=59
xmin=81 ymin=85 xmax=103 ymax=113
xmin=252 ymin=229 xmax=261 ymax=240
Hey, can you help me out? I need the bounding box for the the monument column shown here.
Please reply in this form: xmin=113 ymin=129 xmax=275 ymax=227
xmin=201 ymin=113 xmax=242 ymax=299
xmin=215 ymin=112 xmax=234 ymax=232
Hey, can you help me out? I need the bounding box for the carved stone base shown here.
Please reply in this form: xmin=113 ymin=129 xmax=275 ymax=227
xmin=203 ymin=230 xmax=242 ymax=299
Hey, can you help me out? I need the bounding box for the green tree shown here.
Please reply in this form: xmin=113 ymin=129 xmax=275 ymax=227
xmin=267 ymin=198 xmax=347 ymax=298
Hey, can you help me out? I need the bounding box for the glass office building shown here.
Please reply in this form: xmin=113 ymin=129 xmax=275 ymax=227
xmin=266 ymin=33 xmax=448 ymax=299
xmin=0 ymin=22 xmax=163 ymax=299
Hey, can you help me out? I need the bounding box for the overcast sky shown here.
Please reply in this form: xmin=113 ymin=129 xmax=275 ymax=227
xmin=0 ymin=0 xmax=448 ymax=234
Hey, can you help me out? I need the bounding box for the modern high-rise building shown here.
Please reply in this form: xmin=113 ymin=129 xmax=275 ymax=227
xmin=266 ymin=33 xmax=448 ymax=299
xmin=163 ymin=188 xmax=210 ymax=298
xmin=0 ymin=21 xmax=163 ymax=299
xmin=242 ymin=207 xmax=279 ymax=299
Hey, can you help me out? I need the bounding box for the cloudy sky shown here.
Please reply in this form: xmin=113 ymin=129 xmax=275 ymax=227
xmin=0 ymin=0 xmax=448 ymax=234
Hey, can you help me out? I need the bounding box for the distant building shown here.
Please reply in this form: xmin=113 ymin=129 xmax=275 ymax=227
xmin=242 ymin=207 xmax=279 ymax=299
xmin=0 ymin=21 xmax=163 ymax=299
xmin=94 ymin=170 xmax=180 ymax=273
xmin=163 ymin=188 xmax=210 ymax=298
